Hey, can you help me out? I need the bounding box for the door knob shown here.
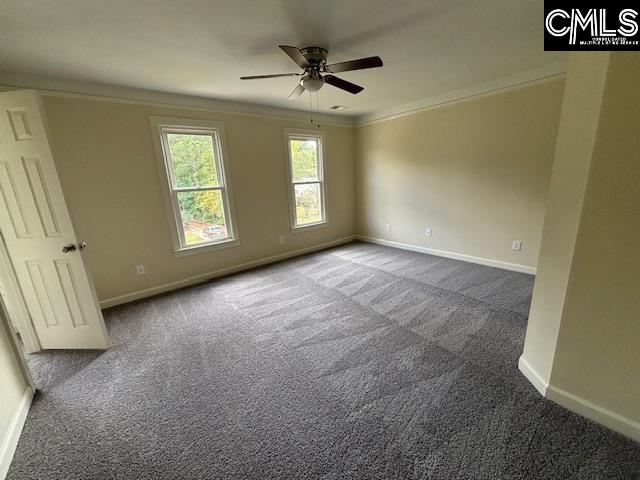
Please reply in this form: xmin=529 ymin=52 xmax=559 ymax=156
xmin=62 ymin=243 xmax=76 ymax=253
xmin=62 ymin=242 xmax=87 ymax=253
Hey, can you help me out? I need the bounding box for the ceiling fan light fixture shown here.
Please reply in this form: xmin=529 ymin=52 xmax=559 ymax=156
xmin=301 ymin=75 xmax=324 ymax=92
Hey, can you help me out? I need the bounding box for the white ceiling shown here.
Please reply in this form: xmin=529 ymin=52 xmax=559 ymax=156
xmin=0 ymin=0 xmax=567 ymax=120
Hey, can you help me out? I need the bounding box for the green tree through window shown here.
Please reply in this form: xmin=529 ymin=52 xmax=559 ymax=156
xmin=290 ymin=139 xmax=318 ymax=182
xmin=168 ymin=134 xmax=224 ymax=226
xmin=168 ymin=134 xmax=219 ymax=187
xmin=288 ymin=134 xmax=325 ymax=227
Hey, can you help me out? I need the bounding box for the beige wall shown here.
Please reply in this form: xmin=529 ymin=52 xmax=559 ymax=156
xmin=0 ymin=310 xmax=29 ymax=466
xmin=355 ymin=79 xmax=565 ymax=269
xmin=549 ymin=52 xmax=640 ymax=424
xmin=41 ymin=97 xmax=355 ymax=303
xmin=43 ymin=80 xmax=563 ymax=304
xmin=522 ymin=54 xmax=611 ymax=382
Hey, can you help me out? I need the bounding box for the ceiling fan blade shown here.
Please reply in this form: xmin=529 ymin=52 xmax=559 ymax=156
xmin=324 ymin=75 xmax=364 ymax=94
xmin=325 ymin=56 xmax=383 ymax=73
xmin=279 ymin=45 xmax=310 ymax=68
xmin=288 ymin=82 xmax=305 ymax=100
xmin=240 ymin=73 xmax=300 ymax=80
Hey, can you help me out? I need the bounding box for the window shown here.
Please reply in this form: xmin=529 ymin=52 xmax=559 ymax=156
xmin=150 ymin=117 xmax=238 ymax=255
xmin=284 ymin=130 xmax=327 ymax=230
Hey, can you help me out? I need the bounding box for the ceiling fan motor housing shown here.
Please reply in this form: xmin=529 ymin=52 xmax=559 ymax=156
xmin=300 ymin=47 xmax=328 ymax=65
xmin=299 ymin=47 xmax=328 ymax=92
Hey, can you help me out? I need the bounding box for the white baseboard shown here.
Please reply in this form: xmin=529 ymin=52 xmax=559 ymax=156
xmin=518 ymin=355 xmax=549 ymax=396
xmin=100 ymin=236 xmax=356 ymax=308
xmin=356 ymin=235 xmax=537 ymax=274
xmin=0 ymin=387 xmax=33 ymax=480
xmin=547 ymin=385 xmax=640 ymax=443
xmin=518 ymin=355 xmax=640 ymax=443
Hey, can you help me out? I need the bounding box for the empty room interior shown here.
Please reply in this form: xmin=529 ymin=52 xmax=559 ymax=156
xmin=0 ymin=1 xmax=639 ymax=478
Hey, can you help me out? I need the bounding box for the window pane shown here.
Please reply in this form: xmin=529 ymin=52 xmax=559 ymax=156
xmin=294 ymin=183 xmax=322 ymax=225
xmin=177 ymin=190 xmax=227 ymax=245
xmin=167 ymin=133 xmax=220 ymax=188
xmin=290 ymin=138 xmax=319 ymax=182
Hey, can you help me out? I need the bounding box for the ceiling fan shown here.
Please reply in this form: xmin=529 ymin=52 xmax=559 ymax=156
xmin=240 ymin=45 xmax=383 ymax=100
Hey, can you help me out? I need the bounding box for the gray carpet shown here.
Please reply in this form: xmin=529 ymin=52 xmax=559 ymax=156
xmin=8 ymin=241 xmax=640 ymax=479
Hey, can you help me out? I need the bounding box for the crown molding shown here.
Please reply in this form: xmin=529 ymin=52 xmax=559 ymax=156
xmin=0 ymin=72 xmax=355 ymax=127
xmin=0 ymin=63 xmax=568 ymax=129
xmin=355 ymin=62 xmax=568 ymax=126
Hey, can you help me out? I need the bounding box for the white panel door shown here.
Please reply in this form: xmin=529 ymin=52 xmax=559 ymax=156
xmin=0 ymin=90 xmax=109 ymax=349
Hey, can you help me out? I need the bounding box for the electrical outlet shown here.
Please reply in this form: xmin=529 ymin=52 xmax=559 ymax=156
xmin=278 ymin=235 xmax=285 ymax=244
xmin=512 ymin=240 xmax=523 ymax=252
xmin=135 ymin=264 xmax=146 ymax=275
xmin=425 ymin=227 xmax=432 ymax=238
xmin=385 ymin=223 xmax=391 ymax=231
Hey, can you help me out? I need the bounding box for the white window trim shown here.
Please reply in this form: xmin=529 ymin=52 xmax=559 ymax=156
xmin=149 ymin=116 xmax=240 ymax=255
xmin=283 ymin=128 xmax=328 ymax=232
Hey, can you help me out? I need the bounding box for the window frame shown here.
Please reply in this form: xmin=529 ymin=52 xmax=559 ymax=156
xmin=283 ymin=128 xmax=328 ymax=232
xmin=149 ymin=116 xmax=239 ymax=256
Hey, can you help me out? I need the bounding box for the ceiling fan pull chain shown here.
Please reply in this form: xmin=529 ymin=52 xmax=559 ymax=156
xmin=316 ymin=92 xmax=320 ymax=129
xmin=309 ymin=91 xmax=313 ymax=124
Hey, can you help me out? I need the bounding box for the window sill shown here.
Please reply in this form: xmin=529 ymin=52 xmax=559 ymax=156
xmin=291 ymin=221 xmax=329 ymax=234
xmin=174 ymin=238 xmax=240 ymax=257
